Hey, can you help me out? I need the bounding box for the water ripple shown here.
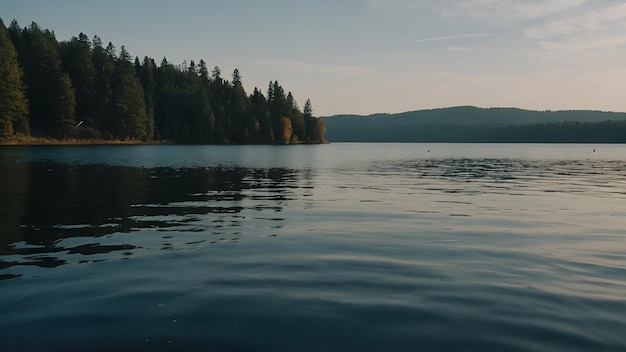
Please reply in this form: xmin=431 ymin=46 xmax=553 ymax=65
xmin=1 ymin=144 xmax=626 ymax=351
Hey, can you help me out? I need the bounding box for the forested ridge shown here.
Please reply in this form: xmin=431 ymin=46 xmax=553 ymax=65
xmin=0 ymin=19 xmax=326 ymax=144
xmin=324 ymin=106 xmax=626 ymax=143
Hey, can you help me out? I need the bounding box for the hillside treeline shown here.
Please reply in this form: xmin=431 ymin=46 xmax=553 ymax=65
xmin=0 ymin=19 xmax=326 ymax=144
xmin=327 ymin=121 xmax=626 ymax=143
xmin=324 ymin=107 xmax=626 ymax=143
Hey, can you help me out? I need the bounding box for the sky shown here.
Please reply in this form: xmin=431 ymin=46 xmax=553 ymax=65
xmin=2 ymin=0 xmax=626 ymax=116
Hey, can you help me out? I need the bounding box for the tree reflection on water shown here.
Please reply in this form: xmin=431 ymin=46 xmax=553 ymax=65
xmin=0 ymin=162 xmax=304 ymax=276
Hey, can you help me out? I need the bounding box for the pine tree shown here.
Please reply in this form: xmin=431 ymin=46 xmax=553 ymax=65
xmin=251 ymin=88 xmax=272 ymax=142
xmin=211 ymin=65 xmax=222 ymax=82
xmin=269 ymin=81 xmax=290 ymax=142
xmin=0 ymin=18 xmax=29 ymax=137
xmin=59 ymin=33 xmax=97 ymax=133
xmin=302 ymin=99 xmax=326 ymax=143
xmin=109 ymin=45 xmax=152 ymax=140
xmin=136 ymin=56 xmax=157 ymax=139
xmin=91 ymin=35 xmax=114 ymax=135
xmin=229 ymin=68 xmax=251 ymax=142
xmin=20 ymin=22 xmax=75 ymax=138
xmin=303 ymin=98 xmax=316 ymax=142
xmin=188 ymin=60 xmax=197 ymax=76
xmin=7 ymin=20 xmax=23 ymax=52
xmin=198 ymin=59 xmax=209 ymax=80
xmin=287 ymin=92 xmax=305 ymax=142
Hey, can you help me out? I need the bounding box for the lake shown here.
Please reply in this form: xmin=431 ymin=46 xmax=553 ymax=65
xmin=1 ymin=143 xmax=625 ymax=351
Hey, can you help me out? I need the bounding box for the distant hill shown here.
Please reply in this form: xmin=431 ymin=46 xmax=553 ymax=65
xmin=322 ymin=107 xmax=626 ymax=143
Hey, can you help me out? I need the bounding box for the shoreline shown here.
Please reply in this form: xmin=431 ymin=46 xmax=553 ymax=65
xmin=0 ymin=136 xmax=164 ymax=146
xmin=0 ymin=136 xmax=328 ymax=146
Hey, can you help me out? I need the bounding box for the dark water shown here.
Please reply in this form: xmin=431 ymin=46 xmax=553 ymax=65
xmin=1 ymin=143 xmax=626 ymax=351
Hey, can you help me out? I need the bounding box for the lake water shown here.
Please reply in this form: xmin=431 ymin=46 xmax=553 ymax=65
xmin=1 ymin=143 xmax=626 ymax=351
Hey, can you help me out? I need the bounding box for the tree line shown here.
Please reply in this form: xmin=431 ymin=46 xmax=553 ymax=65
xmin=324 ymin=106 xmax=626 ymax=143
xmin=0 ymin=19 xmax=326 ymax=144
xmin=324 ymin=120 xmax=626 ymax=143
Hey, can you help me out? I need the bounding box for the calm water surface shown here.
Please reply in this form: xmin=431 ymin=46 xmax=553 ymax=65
xmin=1 ymin=143 xmax=625 ymax=351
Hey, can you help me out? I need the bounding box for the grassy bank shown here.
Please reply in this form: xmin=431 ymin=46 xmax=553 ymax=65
xmin=1 ymin=134 xmax=327 ymax=146
xmin=0 ymin=135 xmax=157 ymax=146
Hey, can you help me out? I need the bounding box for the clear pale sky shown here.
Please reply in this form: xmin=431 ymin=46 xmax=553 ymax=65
xmin=2 ymin=0 xmax=626 ymax=116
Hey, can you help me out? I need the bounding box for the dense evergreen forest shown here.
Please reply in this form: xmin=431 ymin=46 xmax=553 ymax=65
xmin=0 ymin=19 xmax=326 ymax=144
xmin=324 ymin=107 xmax=626 ymax=143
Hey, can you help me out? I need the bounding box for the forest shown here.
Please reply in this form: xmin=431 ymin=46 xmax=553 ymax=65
xmin=324 ymin=107 xmax=626 ymax=143
xmin=0 ymin=18 xmax=327 ymax=144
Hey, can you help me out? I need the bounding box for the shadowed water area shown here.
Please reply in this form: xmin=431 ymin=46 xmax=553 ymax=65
xmin=1 ymin=144 xmax=625 ymax=351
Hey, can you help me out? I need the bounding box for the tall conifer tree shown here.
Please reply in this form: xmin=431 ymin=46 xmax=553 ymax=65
xmin=59 ymin=33 xmax=97 ymax=130
xmin=0 ymin=18 xmax=29 ymax=137
xmin=20 ymin=22 xmax=75 ymax=138
xmin=109 ymin=46 xmax=152 ymax=140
